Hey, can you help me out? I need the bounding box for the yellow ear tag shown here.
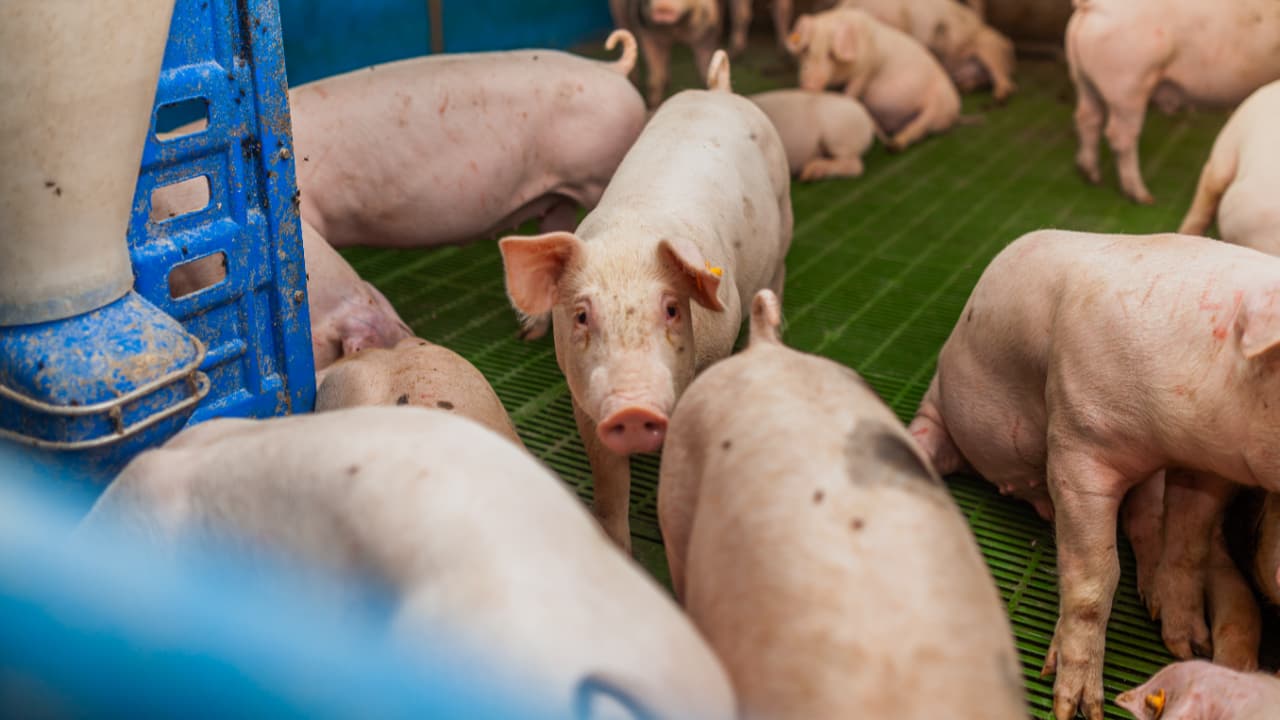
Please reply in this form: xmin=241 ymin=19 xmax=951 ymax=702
xmin=1145 ymin=689 xmax=1166 ymax=719
xmin=788 ymin=31 xmax=801 ymax=44
xmin=704 ymin=261 xmax=723 ymax=278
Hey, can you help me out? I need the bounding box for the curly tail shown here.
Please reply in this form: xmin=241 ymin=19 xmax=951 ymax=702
xmin=749 ymin=289 xmax=782 ymax=346
xmin=706 ymin=49 xmax=731 ymax=92
xmin=605 ymin=29 xmax=638 ymax=77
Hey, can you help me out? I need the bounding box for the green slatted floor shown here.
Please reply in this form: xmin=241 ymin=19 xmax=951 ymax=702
xmin=342 ymin=42 xmax=1238 ymax=719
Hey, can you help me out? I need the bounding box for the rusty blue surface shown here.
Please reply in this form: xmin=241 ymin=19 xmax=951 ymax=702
xmin=128 ymin=0 xmax=315 ymax=424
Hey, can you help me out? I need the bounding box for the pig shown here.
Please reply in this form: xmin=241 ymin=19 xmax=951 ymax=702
xmin=836 ymin=0 xmax=1017 ymax=100
xmin=289 ymin=31 xmax=645 ymax=251
xmin=498 ymin=52 xmax=792 ymax=551
xmin=1179 ymin=80 xmax=1280 ymax=253
xmin=1129 ymin=473 xmax=1262 ymax=671
xmin=748 ymin=89 xmax=877 ymax=180
xmin=79 ymin=407 xmax=737 ymax=720
xmin=788 ymin=7 xmax=962 ymax=150
xmin=1067 ymin=0 xmax=1280 ymax=204
xmin=1227 ymin=489 xmax=1280 ymax=616
xmin=1116 ymin=660 xmax=1280 ymax=720
xmin=166 ymin=216 xmax=411 ymax=373
xmin=907 ymin=230 xmax=1280 ymax=720
xmin=658 ymin=290 xmax=1029 ymax=719
xmin=609 ymin=0 xmax=731 ymax=107
xmin=314 ymin=337 xmax=522 ymax=448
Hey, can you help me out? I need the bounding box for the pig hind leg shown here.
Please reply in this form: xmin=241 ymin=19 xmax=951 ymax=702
xmin=971 ymin=28 xmax=1016 ymax=102
xmin=1068 ymin=64 xmax=1105 ymax=186
xmin=799 ymin=122 xmax=868 ymax=181
xmin=888 ymin=90 xmax=955 ymax=151
xmin=1178 ymin=146 xmax=1238 ymax=237
xmin=907 ymin=375 xmax=967 ymax=476
xmin=772 ymin=0 xmax=794 ymax=51
xmin=1122 ymin=472 xmax=1165 ymax=607
xmin=1078 ymin=46 xmax=1161 ymax=203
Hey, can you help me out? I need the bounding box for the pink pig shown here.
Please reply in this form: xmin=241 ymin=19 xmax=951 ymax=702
xmin=909 ymin=230 xmax=1280 ymax=720
xmin=498 ymin=53 xmax=792 ymax=550
xmin=1117 ymin=660 xmax=1280 ymax=720
xmin=289 ymin=31 xmax=645 ymax=251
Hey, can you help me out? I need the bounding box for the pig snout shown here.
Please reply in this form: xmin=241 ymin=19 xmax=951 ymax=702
xmin=649 ymin=0 xmax=684 ymax=24
xmin=598 ymin=404 xmax=668 ymax=455
xmin=798 ymin=66 xmax=828 ymax=93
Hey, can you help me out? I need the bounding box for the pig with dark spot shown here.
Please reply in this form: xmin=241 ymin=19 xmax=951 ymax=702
xmin=1067 ymin=0 xmax=1280 ymax=204
xmin=610 ymin=0 xmax=749 ymax=106
xmin=658 ymin=290 xmax=1027 ymax=719
xmin=289 ymin=31 xmax=644 ymax=258
xmin=81 ymin=408 xmax=737 ymax=720
xmin=788 ymin=7 xmax=961 ymax=150
xmin=1117 ymin=660 xmax=1280 ymax=720
xmin=498 ymin=53 xmax=792 ymax=551
xmin=315 ymin=337 xmax=522 ymax=448
xmin=165 ymin=215 xmax=411 ymax=373
xmin=748 ymin=89 xmax=877 ymax=180
xmin=909 ymin=230 xmax=1280 ymax=720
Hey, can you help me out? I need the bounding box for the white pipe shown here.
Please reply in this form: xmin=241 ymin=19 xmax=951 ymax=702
xmin=0 ymin=0 xmax=176 ymax=325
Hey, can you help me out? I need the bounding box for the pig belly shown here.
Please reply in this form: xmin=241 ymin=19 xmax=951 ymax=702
xmin=861 ymin=72 xmax=935 ymax=133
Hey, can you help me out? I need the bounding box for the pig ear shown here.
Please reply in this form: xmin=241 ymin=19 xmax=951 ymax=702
xmin=786 ymin=16 xmax=813 ymax=54
xmin=832 ymin=20 xmax=859 ymax=61
xmin=499 ymin=232 xmax=582 ymax=315
xmin=658 ymin=238 xmax=725 ymax=312
xmin=1237 ymin=290 xmax=1280 ymax=360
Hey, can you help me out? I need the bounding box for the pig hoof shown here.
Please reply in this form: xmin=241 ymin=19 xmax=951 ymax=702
xmin=1075 ymin=162 xmax=1101 ymax=185
xmin=1129 ymin=189 xmax=1156 ymax=205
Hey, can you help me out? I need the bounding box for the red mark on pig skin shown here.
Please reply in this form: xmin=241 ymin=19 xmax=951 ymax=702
xmin=1211 ymin=290 xmax=1245 ymax=341
xmin=437 ymin=94 xmax=448 ymax=115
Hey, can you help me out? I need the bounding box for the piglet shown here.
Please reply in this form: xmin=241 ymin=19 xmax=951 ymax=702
xmin=315 ymin=337 xmax=522 ymax=448
xmin=908 ymin=230 xmax=1280 ymax=720
xmin=838 ymin=0 xmax=1017 ymax=100
xmin=658 ymin=290 xmax=1028 ymax=719
xmin=748 ymin=89 xmax=877 ymax=181
xmin=289 ymin=31 xmax=645 ymax=250
xmin=498 ymin=52 xmax=792 ymax=551
xmin=1180 ymin=79 xmax=1280 ymax=252
xmin=1068 ymin=0 xmax=1280 ymax=203
xmin=789 ymin=7 xmax=962 ymax=150
xmin=609 ymin=0 xmax=732 ymax=107
xmin=80 ymin=408 xmax=737 ymax=720
xmin=1116 ymin=661 xmax=1280 ymax=720
xmin=166 ymin=216 xmax=411 ymax=373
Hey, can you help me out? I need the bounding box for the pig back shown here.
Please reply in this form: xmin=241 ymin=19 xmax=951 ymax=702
xmin=669 ymin=344 xmax=1026 ymax=718
xmin=583 ymin=90 xmax=792 ymax=316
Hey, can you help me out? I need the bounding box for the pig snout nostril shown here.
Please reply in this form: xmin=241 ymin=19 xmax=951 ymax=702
xmin=598 ymin=408 xmax=668 ymax=455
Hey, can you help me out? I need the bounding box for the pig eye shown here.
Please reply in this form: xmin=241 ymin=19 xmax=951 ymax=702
xmin=574 ymin=308 xmax=589 ymax=328
xmin=665 ymin=300 xmax=679 ymax=321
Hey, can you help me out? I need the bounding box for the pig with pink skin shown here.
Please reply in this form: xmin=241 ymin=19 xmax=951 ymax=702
xmin=788 ymin=7 xmax=962 ymax=150
xmin=288 ymin=31 xmax=645 ymax=254
xmin=1180 ymin=80 xmax=1280 ymax=253
xmin=1116 ymin=660 xmax=1280 ymax=720
xmin=315 ymin=337 xmax=523 ymax=448
xmin=166 ymin=216 xmax=412 ymax=373
xmin=499 ymin=53 xmax=792 ymax=551
xmin=658 ymin=290 xmax=1028 ymax=719
xmin=80 ymin=408 xmax=737 ymax=720
xmin=1067 ymin=0 xmax=1280 ymax=204
xmin=1228 ymin=489 xmax=1280 ymax=617
xmin=908 ymin=230 xmax=1280 ymax=720
xmin=609 ymin=0 xmax=746 ymax=107
xmin=836 ymin=0 xmax=1017 ymax=100
xmin=748 ymin=89 xmax=877 ymax=181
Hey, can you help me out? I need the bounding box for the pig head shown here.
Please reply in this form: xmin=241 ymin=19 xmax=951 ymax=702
xmin=500 ymin=230 xmax=725 ymax=456
xmin=787 ymin=12 xmax=868 ymax=92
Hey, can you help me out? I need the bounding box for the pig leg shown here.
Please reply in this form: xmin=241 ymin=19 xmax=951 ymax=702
xmin=539 ymin=197 xmax=580 ymax=234
xmin=772 ymin=0 xmax=793 ymax=51
xmin=1121 ymin=472 xmax=1165 ymax=606
xmin=971 ymin=28 xmax=1016 ymax=103
xmin=1149 ymin=470 xmax=1234 ymax=661
xmin=1206 ymin=523 xmax=1261 ymax=671
xmin=656 ymin=438 xmax=700 ymax=601
xmin=574 ymin=398 xmax=634 ymax=553
xmin=889 ymin=89 xmax=957 ymax=151
xmin=691 ymin=40 xmax=717 ymax=88
xmin=1042 ymin=449 xmax=1127 ymax=720
xmin=639 ymin=32 xmax=673 ymax=108
xmin=1088 ymin=66 xmax=1159 ymax=204
xmin=907 ymin=376 xmax=967 ymax=476
xmin=1066 ymin=33 xmax=1105 ymax=186
xmin=728 ymin=0 xmax=751 ymax=57
xmin=798 ymin=155 xmax=863 ymax=182
xmin=1178 ymin=150 xmax=1237 ymax=237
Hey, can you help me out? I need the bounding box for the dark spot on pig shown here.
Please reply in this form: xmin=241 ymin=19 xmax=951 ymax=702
xmin=677 ymin=345 xmax=685 ymax=354
xmin=742 ymin=196 xmax=755 ymax=221
xmin=1073 ymin=603 xmax=1103 ymax=624
xmin=721 ymin=439 xmax=732 ymax=450
xmin=850 ymin=518 xmax=864 ymax=531
xmin=346 ymin=465 xmax=359 ymax=476
xmin=532 ymin=55 xmax=539 ymax=61
xmin=844 ymin=421 xmax=944 ymax=494
xmin=734 ymin=241 xmax=742 ymax=249
xmin=626 ymin=307 xmax=636 ymax=316
xmin=55 ymin=187 xmax=62 ymax=196
xmin=303 ymin=156 xmax=310 ymax=162
xmin=44 ymin=180 xmax=55 ymax=188
xmin=436 ymin=400 xmax=455 ymax=410
xmin=749 ymin=132 xmax=758 ymax=142
xmin=813 ymin=489 xmax=825 ymax=503
xmin=966 ymin=308 xmax=973 ymax=323
xmin=396 ymin=394 xmax=410 ymax=405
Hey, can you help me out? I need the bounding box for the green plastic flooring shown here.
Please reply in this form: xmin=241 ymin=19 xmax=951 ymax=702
xmin=342 ymin=43 xmax=1236 ymax=719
